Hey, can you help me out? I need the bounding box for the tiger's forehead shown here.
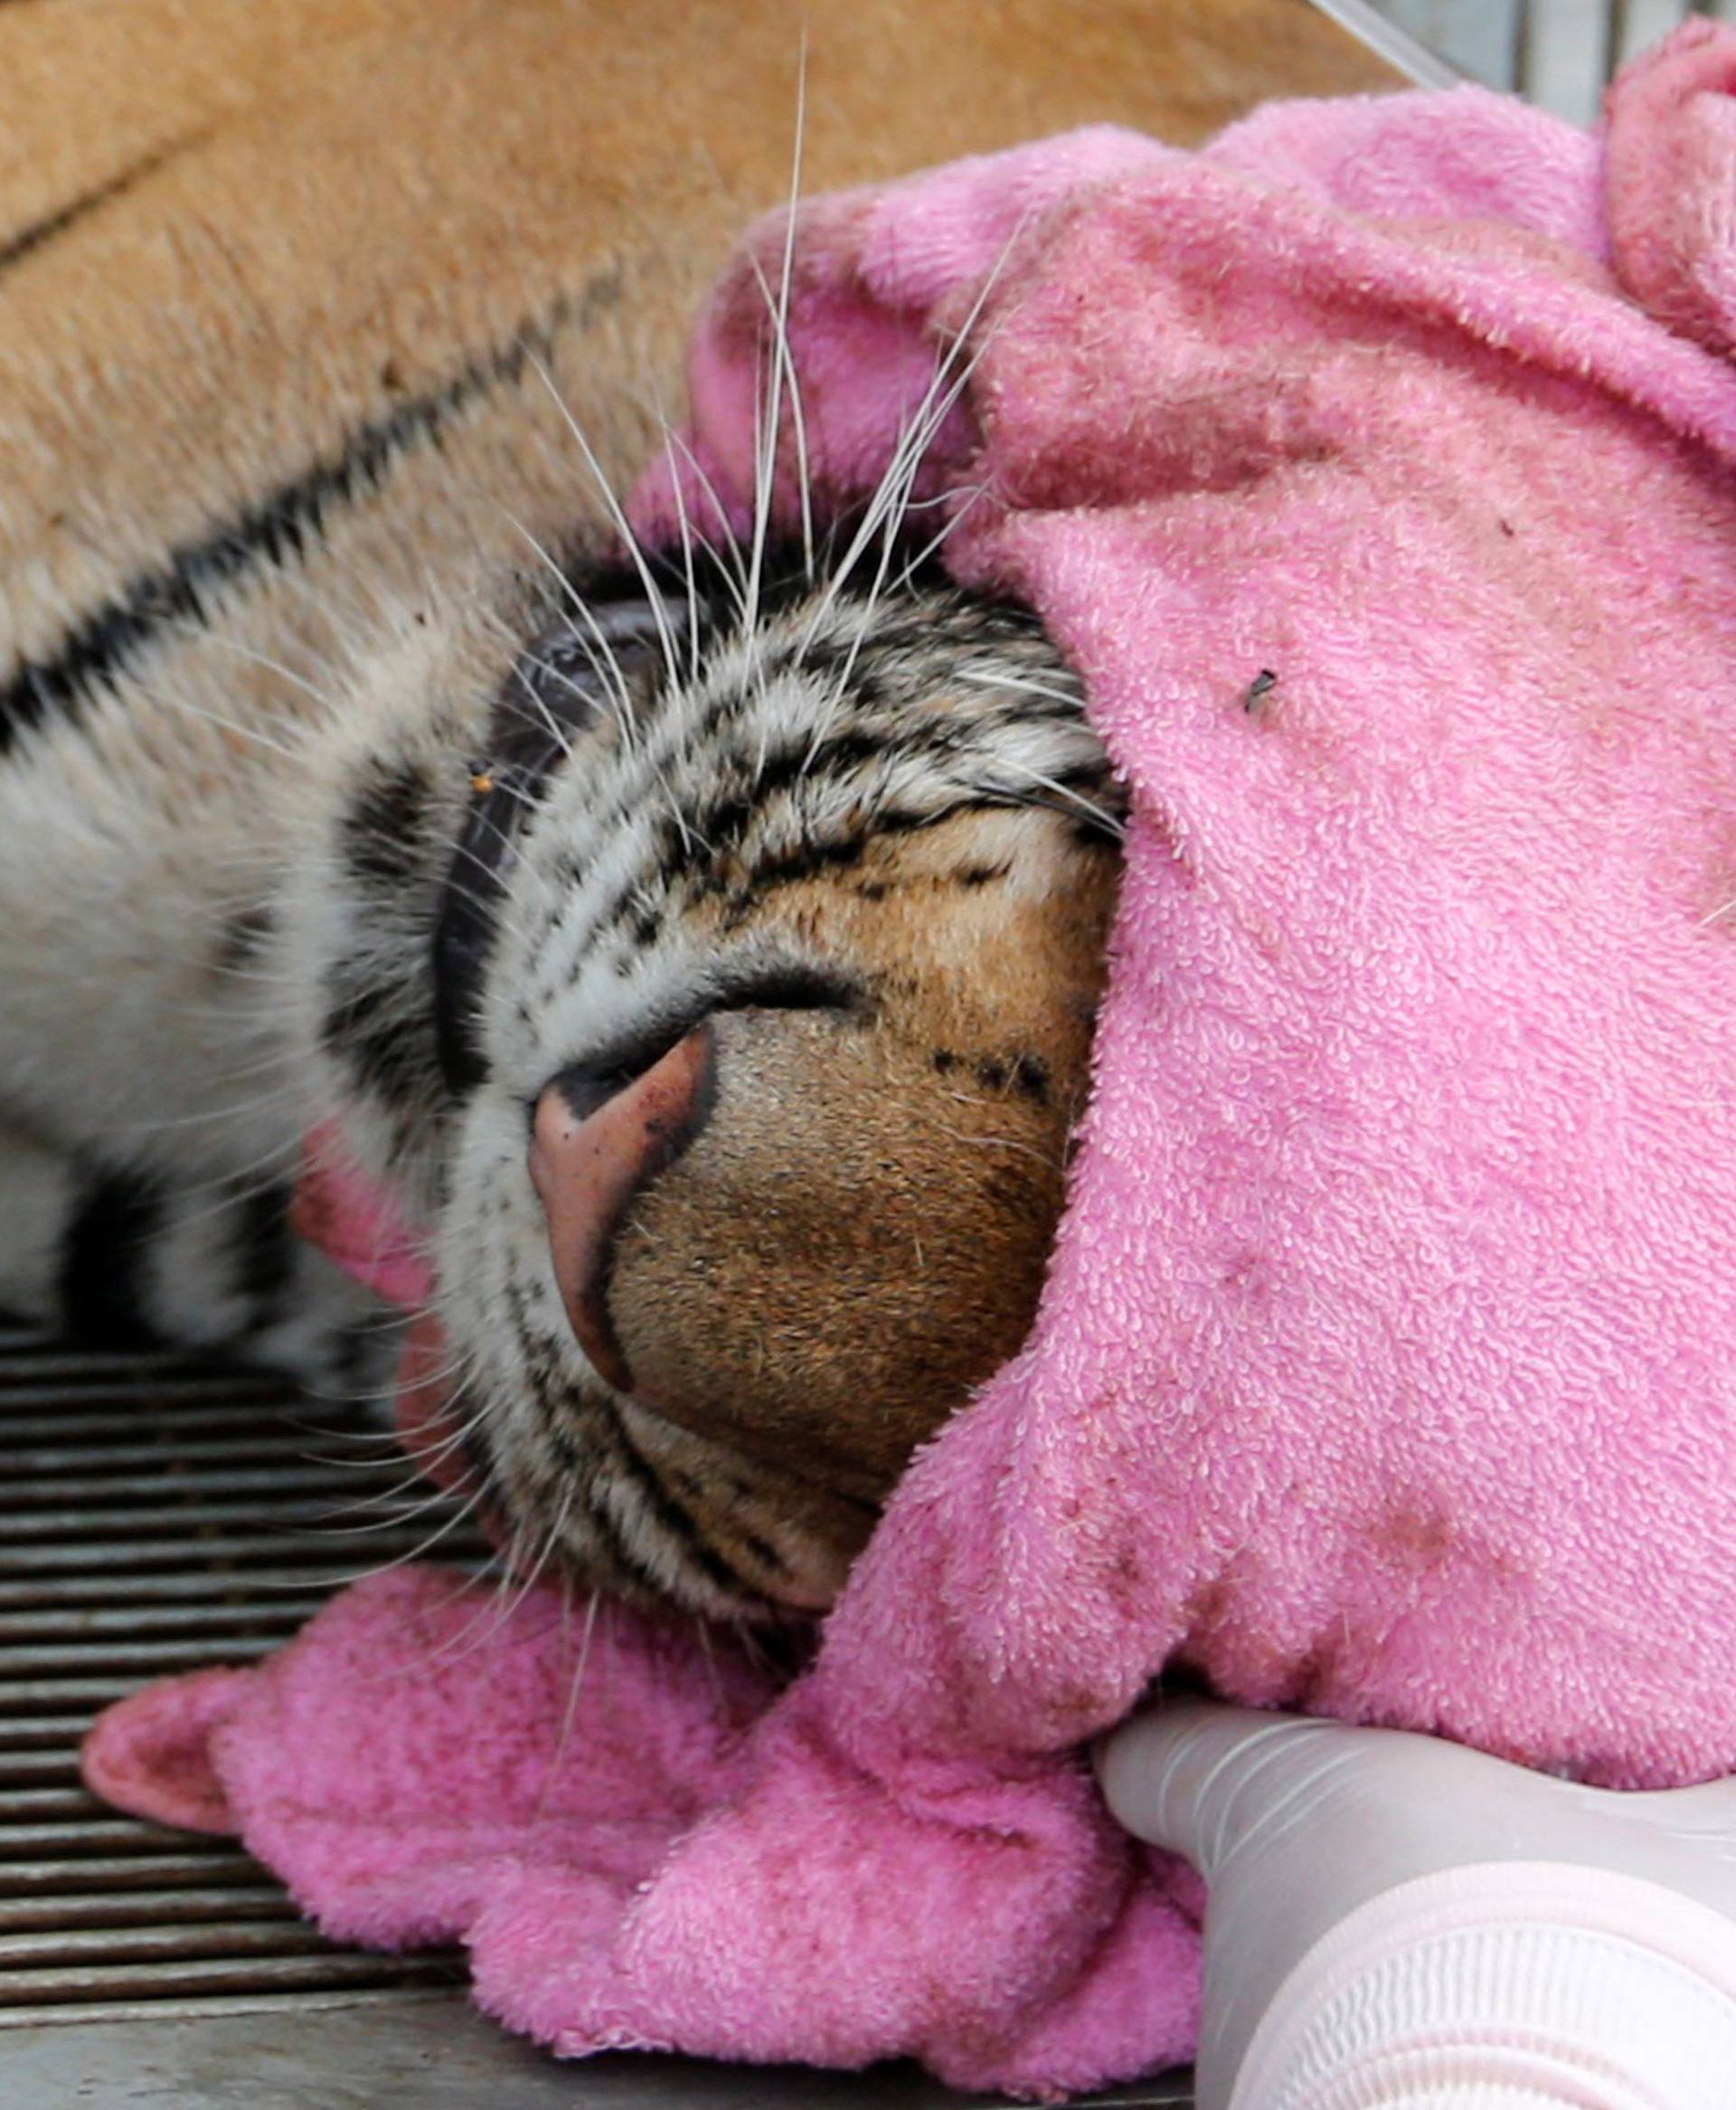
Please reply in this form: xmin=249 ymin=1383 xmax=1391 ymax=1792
xmin=479 ymin=572 xmax=1116 ymax=1097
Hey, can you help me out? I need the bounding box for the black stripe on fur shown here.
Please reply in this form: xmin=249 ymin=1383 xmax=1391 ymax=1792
xmin=0 ymin=265 xmax=622 ymax=752
xmin=320 ymin=976 xmax=431 ymax=1114
xmin=59 ymin=1169 xmax=165 ymax=1347
xmin=232 ymin=1181 xmax=295 ymax=1330
xmin=0 ymin=133 xmax=201 ymax=279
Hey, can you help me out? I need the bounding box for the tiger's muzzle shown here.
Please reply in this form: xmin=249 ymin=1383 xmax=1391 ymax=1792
xmin=529 ymin=1025 xmax=716 ymax=1396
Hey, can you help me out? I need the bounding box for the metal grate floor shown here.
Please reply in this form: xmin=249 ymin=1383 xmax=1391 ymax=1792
xmin=0 ymin=1321 xmax=1194 ymax=2105
xmin=0 ymin=1320 xmax=478 ymax=2028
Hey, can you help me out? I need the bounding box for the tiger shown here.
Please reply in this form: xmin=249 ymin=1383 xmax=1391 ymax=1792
xmin=0 ymin=0 xmax=1394 ymax=1615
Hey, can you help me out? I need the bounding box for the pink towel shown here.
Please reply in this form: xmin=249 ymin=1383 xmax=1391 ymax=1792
xmin=83 ymin=25 xmax=1736 ymax=2096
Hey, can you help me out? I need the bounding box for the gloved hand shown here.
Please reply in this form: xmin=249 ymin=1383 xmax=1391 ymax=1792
xmin=1097 ymin=1700 xmax=1736 ymax=2109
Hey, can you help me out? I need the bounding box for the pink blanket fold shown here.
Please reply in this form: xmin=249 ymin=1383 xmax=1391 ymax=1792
xmin=84 ymin=24 xmax=1736 ymax=2096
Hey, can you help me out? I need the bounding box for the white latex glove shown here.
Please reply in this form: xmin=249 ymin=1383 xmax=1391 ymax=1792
xmin=1097 ymin=1700 xmax=1736 ymax=2109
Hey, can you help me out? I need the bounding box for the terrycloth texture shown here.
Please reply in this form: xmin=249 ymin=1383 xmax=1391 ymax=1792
xmin=83 ymin=25 xmax=1736 ymax=2095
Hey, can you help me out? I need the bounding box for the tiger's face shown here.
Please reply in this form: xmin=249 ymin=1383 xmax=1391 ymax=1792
xmin=305 ymin=545 xmax=1120 ymax=1618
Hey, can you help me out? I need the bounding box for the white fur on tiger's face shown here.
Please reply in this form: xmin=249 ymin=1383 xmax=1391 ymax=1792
xmin=289 ymin=540 xmax=1122 ymax=1614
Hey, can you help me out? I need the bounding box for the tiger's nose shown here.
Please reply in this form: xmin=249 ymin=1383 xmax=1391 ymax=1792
xmin=528 ymin=1026 xmax=716 ymax=1395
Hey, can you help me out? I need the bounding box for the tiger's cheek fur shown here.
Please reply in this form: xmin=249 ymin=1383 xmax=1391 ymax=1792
xmin=274 ymin=608 xmax=522 ymax=1219
xmin=607 ymin=1020 xmax=1070 ymax=1494
xmin=436 ymin=1089 xmax=880 ymax=1611
xmin=605 ymin=856 xmax=1120 ymax=1496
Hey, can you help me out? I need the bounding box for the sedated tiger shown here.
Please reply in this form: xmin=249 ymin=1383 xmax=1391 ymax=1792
xmin=0 ymin=1 xmax=1391 ymax=1613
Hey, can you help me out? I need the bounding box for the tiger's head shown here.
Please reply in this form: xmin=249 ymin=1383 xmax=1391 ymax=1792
xmin=297 ymin=536 xmax=1120 ymax=1617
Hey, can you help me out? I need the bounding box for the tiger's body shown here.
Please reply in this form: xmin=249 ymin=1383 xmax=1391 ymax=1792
xmin=0 ymin=0 xmax=1393 ymax=1613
